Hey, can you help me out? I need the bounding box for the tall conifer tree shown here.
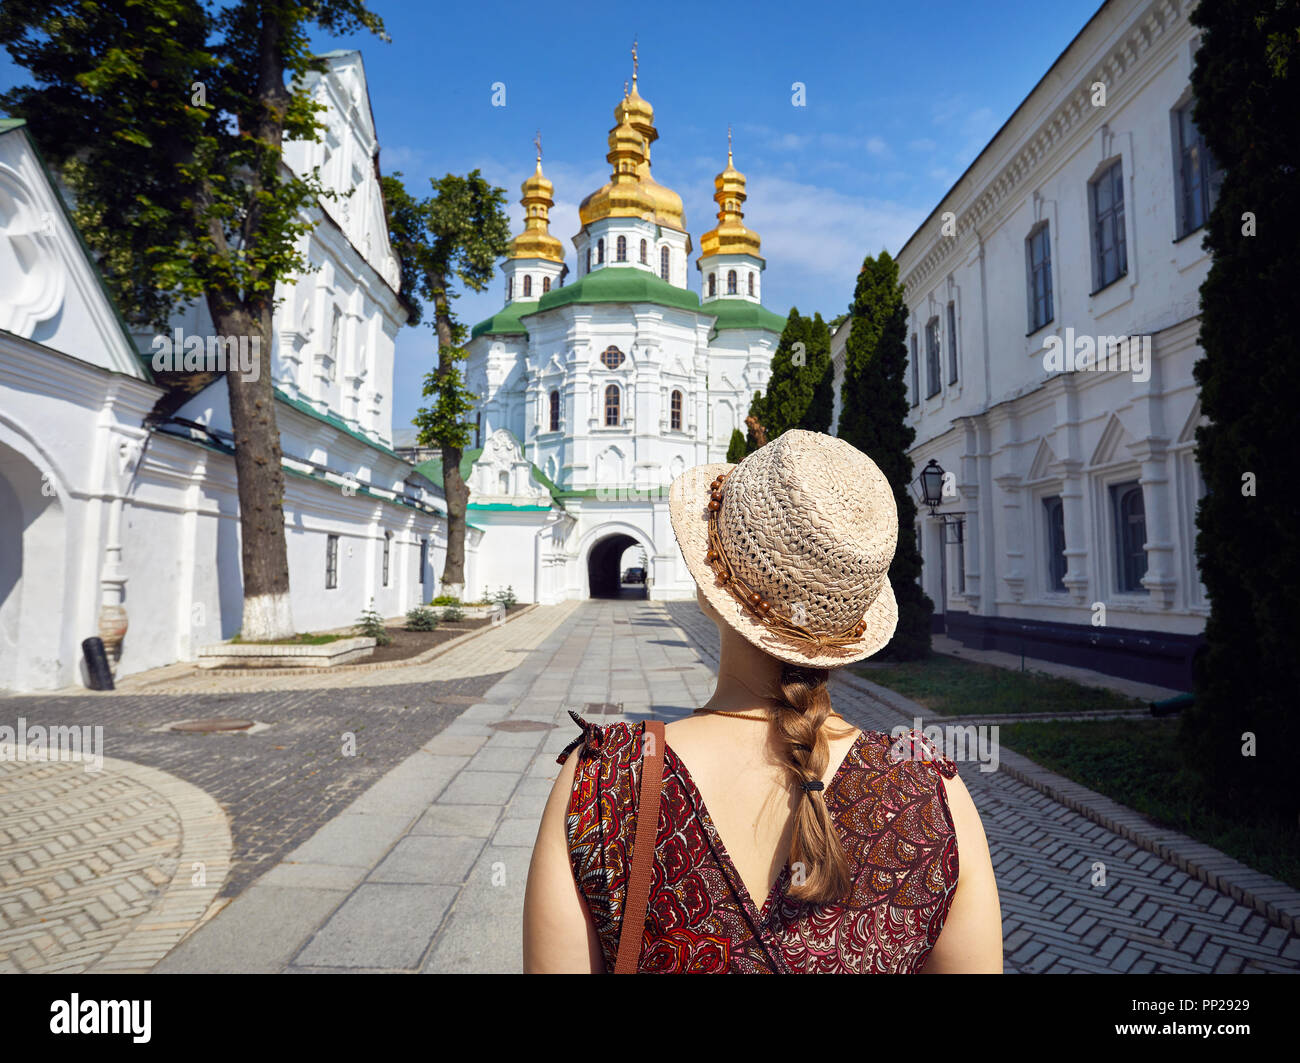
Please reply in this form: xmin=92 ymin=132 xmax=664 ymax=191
xmin=838 ymin=251 xmax=931 ymax=659
xmin=1180 ymin=0 xmax=1300 ymax=819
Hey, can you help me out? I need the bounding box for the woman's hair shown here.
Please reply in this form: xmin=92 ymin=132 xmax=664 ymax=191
xmin=772 ymin=663 xmax=857 ymax=905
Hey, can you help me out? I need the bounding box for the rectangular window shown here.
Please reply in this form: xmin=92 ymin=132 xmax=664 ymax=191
xmin=382 ymin=532 xmax=391 ymax=587
xmin=1025 ymin=224 xmax=1054 ymax=332
xmin=1174 ymin=100 xmax=1223 ymax=238
xmin=910 ymin=333 xmax=919 ymax=407
xmin=947 ymin=302 xmax=959 ymax=384
xmin=1090 ymin=160 xmax=1127 ymax=292
xmin=326 ymin=534 xmax=339 ymax=589
xmin=925 ymin=318 xmax=941 ymax=398
xmin=1043 ymin=496 xmax=1067 ymax=592
xmin=419 ymin=539 xmax=427 ymax=585
xmin=1110 ymin=480 xmax=1149 ymax=593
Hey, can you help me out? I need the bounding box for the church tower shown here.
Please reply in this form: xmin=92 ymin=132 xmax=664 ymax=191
xmin=696 ymin=133 xmax=765 ymax=305
xmin=502 ymin=137 xmax=565 ymax=304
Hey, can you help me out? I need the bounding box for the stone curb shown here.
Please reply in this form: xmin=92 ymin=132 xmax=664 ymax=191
xmin=671 ymin=615 xmax=1300 ymax=937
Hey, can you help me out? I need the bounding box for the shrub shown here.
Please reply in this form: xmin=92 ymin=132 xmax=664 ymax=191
xmin=493 ymin=585 xmax=517 ymax=609
xmin=430 ymin=594 xmax=460 ymax=606
xmin=355 ymin=600 xmax=392 ymax=646
xmin=405 ymin=606 xmax=440 ymax=631
xmin=442 ymin=603 xmax=465 ymax=622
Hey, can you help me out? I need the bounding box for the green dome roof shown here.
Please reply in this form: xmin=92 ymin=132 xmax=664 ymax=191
xmin=470 ymin=300 xmax=539 ymax=340
xmin=704 ymin=298 xmax=787 ymax=336
xmin=527 ymin=266 xmax=701 ymax=316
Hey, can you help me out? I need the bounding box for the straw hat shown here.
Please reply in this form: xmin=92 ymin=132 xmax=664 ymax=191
xmin=668 ymin=429 xmax=899 ymax=668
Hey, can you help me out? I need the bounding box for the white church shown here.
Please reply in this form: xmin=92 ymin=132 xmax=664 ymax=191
xmin=0 ymin=50 xmax=784 ymax=692
xmin=419 ymin=63 xmax=786 ymax=605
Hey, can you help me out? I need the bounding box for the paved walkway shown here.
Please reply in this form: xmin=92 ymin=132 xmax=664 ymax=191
xmin=0 ymin=602 xmax=578 ymax=973
xmin=156 ymin=598 xmax=1299 ymax=974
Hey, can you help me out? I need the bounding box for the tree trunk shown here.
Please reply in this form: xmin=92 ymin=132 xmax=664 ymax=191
xmin=434 ymin=282 xmax=469 ymax=592
xmin=211 ymin=296 xmax=295 ymax=640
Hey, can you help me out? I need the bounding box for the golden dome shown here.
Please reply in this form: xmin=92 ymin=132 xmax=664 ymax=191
xmin=578 ymin=110 xmax=654 ymax=226
xmin=579 ymin=60 xmax=687 ymax=234
xmin=508 ymin=145 xmax=564 ymax=263
xmin=699 ymin=141 xmax=761 ymax=260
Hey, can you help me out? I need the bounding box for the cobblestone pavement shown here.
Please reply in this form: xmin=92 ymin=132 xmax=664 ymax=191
xmin=0 ymin=747 xmax=230 ymax=973
xmin=665 ymin=600 xmax=1300 ymax=974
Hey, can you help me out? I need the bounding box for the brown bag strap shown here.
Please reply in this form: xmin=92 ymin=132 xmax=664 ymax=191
xmin=614 ymin=719 xmax=665 ymax=974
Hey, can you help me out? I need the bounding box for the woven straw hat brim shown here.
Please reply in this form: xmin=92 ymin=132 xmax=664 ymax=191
xmin=668 ymin=460 xmax=899 ymax=669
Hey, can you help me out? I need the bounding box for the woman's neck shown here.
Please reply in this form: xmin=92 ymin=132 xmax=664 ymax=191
xmin=699 ymin=624 xmax=785 ymax=714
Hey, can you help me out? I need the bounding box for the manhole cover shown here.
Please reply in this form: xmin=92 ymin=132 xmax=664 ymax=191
xmin=488 ymin=720 xmax=554 ymax=733
xmin=582 ymin=702 xmax=623 ymax=715
xmin=170 ymin=717 xmax=256 ymax=733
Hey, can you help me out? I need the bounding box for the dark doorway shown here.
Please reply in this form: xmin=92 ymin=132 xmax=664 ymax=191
xmin=587 ymin=533 xmax=647 ymax=599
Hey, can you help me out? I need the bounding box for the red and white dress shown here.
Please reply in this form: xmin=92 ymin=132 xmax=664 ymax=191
xmin=556 ymin=711 xmax=962 ymax=973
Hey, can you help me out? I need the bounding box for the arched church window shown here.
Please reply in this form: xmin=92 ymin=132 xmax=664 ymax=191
xmin=549 ymin=389 xmax=560 ymax=432
xmin=708 ymin=273 xmax=716 ymax=298
xmin=523 ymin=275 xmax=532 ymax=298
xmin=671 ymin=390 xmax=683 ymax=431
xmin=601 ymin=345 xmax=625 ymax=370
xmin=640 ymin=239 xmax=648 ymax=263
xmin=604 ymin=384 xmax=621 ymax=426
xmin=586 ymin=248 xmax=592 ymax=273
xmin=727 ymin=270 xmax=737 ymax=294
xmin=542 ymin=276 xmax=551 ymax=293
xmin=507 ymin=276 xmax=513 ymax=301
xmin=616 ymin=235 xmax=627 ymax=262
xmin=660 ymin=245 xmax=669 ymax=281
xmin=748 ymin=271 xmax=755 ymax=296
xmin=597 ymin=238 xmax=604 ymax=264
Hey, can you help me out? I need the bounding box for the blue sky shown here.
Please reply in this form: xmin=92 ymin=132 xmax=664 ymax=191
xmin=1 ymin=0 xmax=1105 ymax=439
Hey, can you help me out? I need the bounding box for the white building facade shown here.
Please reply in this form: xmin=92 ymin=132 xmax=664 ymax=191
xmin=0 ymin=52 xmax=460 ymax=692
xmin=885 ymin=0 xmax=1213 ymax=690
xmin=456 ymin=69 xmax=785 ymax=603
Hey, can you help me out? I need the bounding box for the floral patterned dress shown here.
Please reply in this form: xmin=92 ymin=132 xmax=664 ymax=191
xmin=555 ymin=711 xmax=961 ymax=974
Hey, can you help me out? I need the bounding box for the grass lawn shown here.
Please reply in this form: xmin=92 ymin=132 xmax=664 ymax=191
xmin=229 ymin=632 xmax=347 ymax=645
xmin=850 ymin=654 xmax=1147 ymax=716
xmin=999 ymin=718 xmax=1300 ymax=892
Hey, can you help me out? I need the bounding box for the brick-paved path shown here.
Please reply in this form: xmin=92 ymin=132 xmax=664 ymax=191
xmin=665 ymin=600 xmax=1300 ymax=973
xmin=0 ymin=677 xmax=504 ymax=901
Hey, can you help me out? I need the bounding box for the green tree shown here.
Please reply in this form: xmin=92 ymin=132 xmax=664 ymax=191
xmin=0 ymin=0 xmax=387 ymax=640
xmin=381 ymin=171 xmax=510 ymax=595
xmin=725 ymin=428 xmax=747 ymax=464
xmin=838 ymin=251 xmax=932 ymax=659
xmin=800 ymin=311 xmax=834 ymax=433
xmin=1180 ymin=0 xmax=1300 ymax=821
xmin=758 ymin=308 xmax=814 ymax=439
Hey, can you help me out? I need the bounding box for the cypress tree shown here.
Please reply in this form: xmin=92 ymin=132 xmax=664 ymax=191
xmin=1179 ymin=0 xmax=1300 ymax=821
xmin=838 ymin=251 xmax=932 ymax=660
xmin=800 ymin=311 xmax=834 ymax=433
xmin=759 ymin=308 xmax=815 ymax=439
xmin=726 ymin=428 xmax=748 ymax=464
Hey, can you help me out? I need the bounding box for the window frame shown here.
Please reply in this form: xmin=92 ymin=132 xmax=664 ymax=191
xmin=708 ymin=273 xmax=716 ymax=298
xmin=946 ymin=300 xmax=959 ymax=384
xmin=604 ymin=383 xmax=621 ymax=427
xmin=727 ymin=269 xmax=737 ymax=295
xmin=1110 ymin=480 xmax=1149 ymax=593
xmin=670 ymin=389 xmax=682 ymax=431
xmin=597 ymin=238 xmax=604 ymax=265
xmin=1089 ymin=159 xmax=1127 ymax=293
xmin=1172 ymin=98 xmax=1223 ymax=240
xmin=326 ymin=534 xmax=339 ymax=590
xmin=748 ymin=271 xmax=755 ymax=296
xmin=1025 ymin=222 xmax=1054 ymax=333
xmin=639 ymin=238 xmax=648 ymax=264
xmin=616 ymin=235 xmax=627 ymax=262
xmin=1043 ymin=495 xmax=1067 ymax=592
xmin=522 ymin=275 xmax=532 ymax=298
xmin=548 ymin=389 xmax=560 ymax=432
xmin=600 ymin=345 xmax=625 ymax=370
xmin=659 ymin=245 xmax=669 ymax=281
xmin=910 ymin=332 xmax=920 ymax=408
xmin=925 ymin=316 xmax=941 ymax=399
